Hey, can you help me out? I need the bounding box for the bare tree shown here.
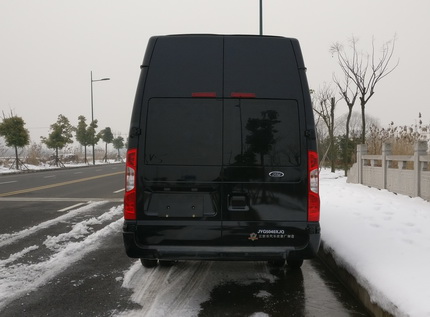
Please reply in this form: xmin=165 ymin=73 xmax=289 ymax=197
xmin=330 ymin=35 xmax=399 ymax=144
xmin=332 ymin=61 xmax=358 ymax=175
xmin=313 ymin=84 xmax=339 ymax=172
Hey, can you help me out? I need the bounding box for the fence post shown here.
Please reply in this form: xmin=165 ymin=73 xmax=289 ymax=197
xmin=414 ymin=141 xmax=428 ymax=197
xmin=357 ymin=144 xmax=367 ymax=184
xmin=382 ymin=143 xmax=391 ymax=190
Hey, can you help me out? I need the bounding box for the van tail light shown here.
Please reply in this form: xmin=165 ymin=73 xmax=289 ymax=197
xmin=230 ymin=92 xmax=256 ymax=98
xmin=308 ymin=150 xmax=320 ymax=222
xmin=192 ymin=92 xmax=217 ymax=98
xmin=124 ymin=148 xmax=137 ymax=220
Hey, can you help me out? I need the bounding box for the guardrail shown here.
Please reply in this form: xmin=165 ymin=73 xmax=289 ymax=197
xmin=347 ymin=141 xmax=430 ymax=201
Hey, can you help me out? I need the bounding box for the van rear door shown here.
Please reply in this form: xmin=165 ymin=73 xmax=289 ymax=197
xmin=221 ymin=36 xmax=309 ymax=247
xmin=222 ymin=98 xmax=308 ymax=247
xmin=138 ymin=97 xmax=223 ymax=247
xmin=133 ymin=36 xmax=225 ymax=249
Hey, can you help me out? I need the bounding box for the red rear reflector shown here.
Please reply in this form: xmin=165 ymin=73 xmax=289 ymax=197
xmin=308 ymin=192 xmax=320 ymax=222
xmin=191 ymin=92 xmax=217 ymax=98
xmin=308 ymin=150 xmax=320 ymax=222
xmin=124 ymin=190 xmax=136 ymax=220
xmin=124 ymin=148 xmax=137 ymax=220
xmin=230 ymin=92 xmax=256 ymax=98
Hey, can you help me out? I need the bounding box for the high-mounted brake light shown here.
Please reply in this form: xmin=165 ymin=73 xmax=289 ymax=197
xmin=307 ymin=150 xmax=320 ymax=222
xmin=191 ymin=92 xmax=217 ymax=98
xmin=124 ymin=148 xmax=137 ymax=220
xmin=230 ymin=92 xmax=256 ymax=98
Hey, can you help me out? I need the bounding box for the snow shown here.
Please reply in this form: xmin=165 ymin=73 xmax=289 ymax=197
xmin=0 ymin=204 xmax=123 ymax=308
xmin=120 ymin=261 xmax=277 ymax=317
xmin=0 ymin=163 xmax=81 ymax=174
xmin=0 ymin=160 xmax=122 ymax=175
xmin=320 ymin=169 xmax=430 ymax=317
xmin=0 ymin=201 xmax=107 ymax=248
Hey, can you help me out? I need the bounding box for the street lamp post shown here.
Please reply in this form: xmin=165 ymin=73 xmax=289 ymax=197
xmin=90 ymin=71 xmax=110 ymax=165
xmin=259 ymin=0 xmax=263 ymax=36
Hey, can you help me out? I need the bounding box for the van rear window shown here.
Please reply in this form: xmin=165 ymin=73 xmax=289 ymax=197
xmin=224 ymin=99 xmax=301 ymax=167
xmin=145 ymin=98 xmax=223 ymax=166
xmin=145 ymin=98 xmax=301 ymax=167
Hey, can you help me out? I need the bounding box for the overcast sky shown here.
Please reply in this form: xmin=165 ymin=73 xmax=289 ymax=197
xmin=1 ymin=0 xmax=429 ymax=142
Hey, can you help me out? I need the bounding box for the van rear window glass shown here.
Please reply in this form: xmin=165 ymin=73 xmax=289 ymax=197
xmin=224 ymin=99 xmax=301 ymax=167
xmin=145 ymin=98 xmax=222 ymax=166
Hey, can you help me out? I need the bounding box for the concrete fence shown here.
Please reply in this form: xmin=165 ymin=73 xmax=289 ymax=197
xmin=347 ymin=141 xmax=430 ymax=201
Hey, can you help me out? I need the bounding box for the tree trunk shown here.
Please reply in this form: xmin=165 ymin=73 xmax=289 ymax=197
xmin=330 ymin=97 xmax=336 ymax=173
xmin=14 ymin=146 xmax=19 ymax=170
xmin=105 ymin=142 xmax=108 ymax=162
xmin=361 ymin=99 xmax=366 ymax=144
xmin=344 ymin=107 xmax=353 ymax=176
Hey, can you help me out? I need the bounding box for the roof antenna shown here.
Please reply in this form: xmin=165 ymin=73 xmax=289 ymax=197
xmin=259 ymin=0 xmax=263 ymax=35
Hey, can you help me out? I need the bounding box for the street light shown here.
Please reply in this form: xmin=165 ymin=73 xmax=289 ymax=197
xmin=259 ymin=0 xmax=263 ymax=36
xmin=90 ymin=71 xmax=110 ymax=165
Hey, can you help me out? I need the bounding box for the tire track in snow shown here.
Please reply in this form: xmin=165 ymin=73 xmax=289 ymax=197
xmin=163 ymin=261 xmax=212 ymax=314
xmin=119 ymin=260 xmax=279 ymax=317
xmin=0 ymin=201 xmax=107 ymax=248
xmin=0 ymin=205 xmax=123 ymax=311
xmin=120 ymin=261 xmax=212 ymax=317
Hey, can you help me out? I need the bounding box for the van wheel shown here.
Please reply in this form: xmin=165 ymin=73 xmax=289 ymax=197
xmin=140 ymin=258 xmax=158 ymax=268
xmin=268 ymin=259 xmax=285 ymax=267
xmin=287 ymin=258 xmax=304 ymax=269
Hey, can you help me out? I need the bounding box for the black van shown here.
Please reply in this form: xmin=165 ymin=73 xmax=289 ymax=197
xmin=123 ymin=34 xmax=320 ymax=268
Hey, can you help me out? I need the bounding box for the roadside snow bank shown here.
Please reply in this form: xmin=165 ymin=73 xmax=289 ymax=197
xmin=320 ymin=169 xmax=430 ymax=317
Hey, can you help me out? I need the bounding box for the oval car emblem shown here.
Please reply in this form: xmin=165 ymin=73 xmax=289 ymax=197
xmin=269 ymin=171 xmax=284 ymax=178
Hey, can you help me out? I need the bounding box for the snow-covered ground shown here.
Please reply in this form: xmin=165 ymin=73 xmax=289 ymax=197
xmin=0 ymin=160 xmax=123 ymax=175
xmin=320 ymin=169 xmax=430 ymax=317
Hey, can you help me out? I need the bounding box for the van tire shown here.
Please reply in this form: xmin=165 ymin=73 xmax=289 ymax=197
xmin=287 ymin=258 xmax=304 ymax=269
xmin=140 ymin=258 xmax=158 ymax=268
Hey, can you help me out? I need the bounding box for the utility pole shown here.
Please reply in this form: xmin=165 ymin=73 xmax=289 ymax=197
xmin=259 ymin=0 xmax=263 ymax=35
xmin=90 ymin=71 xmax=110 ymax=165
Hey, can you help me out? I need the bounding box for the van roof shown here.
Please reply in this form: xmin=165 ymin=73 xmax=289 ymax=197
xmin=141 ymin=34 xmax=307 ymax=100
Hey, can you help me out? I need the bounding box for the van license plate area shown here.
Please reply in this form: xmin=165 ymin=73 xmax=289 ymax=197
xmin=150 ymin=193 xmax=204 ymax=218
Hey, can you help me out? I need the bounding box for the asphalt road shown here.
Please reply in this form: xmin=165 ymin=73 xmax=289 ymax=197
xmin=0 ymin=164 xmax=370 ymax=316
xmin=0 ymin=164 xmax=124 ymax=235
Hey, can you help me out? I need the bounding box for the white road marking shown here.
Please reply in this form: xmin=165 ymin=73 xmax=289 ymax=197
xmin=58 ymin=203 xmax=86 ymax=212
xmin=0 ymin=181 xmax=17 ymax=185
xmin=113 ymin=188 xmax=125 ymax=194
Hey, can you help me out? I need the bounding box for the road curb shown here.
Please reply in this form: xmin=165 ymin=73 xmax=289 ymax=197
xmin=317 ymin=242 xmax=394 ymax=317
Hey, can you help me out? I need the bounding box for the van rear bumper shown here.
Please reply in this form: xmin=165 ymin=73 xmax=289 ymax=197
xmin=123 ymin=229 xmax=320 ymax=262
